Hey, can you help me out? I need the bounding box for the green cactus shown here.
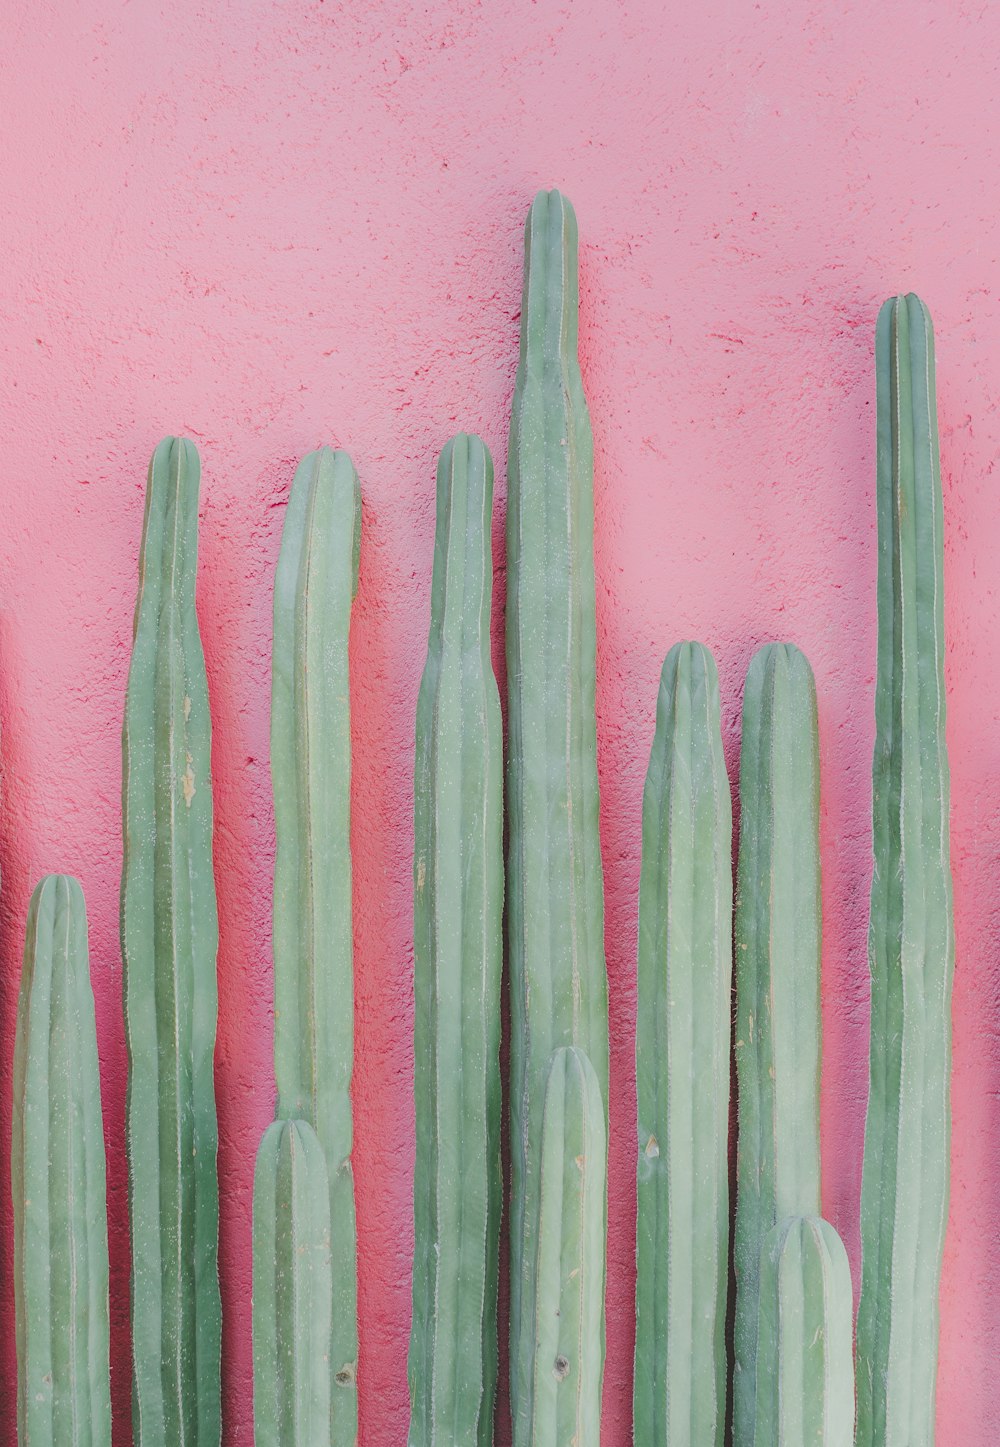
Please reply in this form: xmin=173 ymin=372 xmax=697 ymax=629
xmin=855 ymin=294 xmax=954 ymax=1447
xmin=408 ymin=435 xmax=503 ymax=1447
xmin=732 ymin=642 xmax=822 ymax=1442
xmin=634 ymin=643 xmax=732 ymax=1447
xmin=506 ymin=188 xmax=609 ymax=1447
xmin=271 ymin=444 xmax=361 ymax=1434
xmin=121 ymin=435 xmax=221 ymax=1445
xmin=754 ymin=1215 xmax=855 ymax=1447
xmin=530 ymin=1047 xmax=606 ymax=1447
xmin=13 ymin=874 xmax=112 ymax=1445
xmin=253 ymin=1119 xmax=333 ymax=1447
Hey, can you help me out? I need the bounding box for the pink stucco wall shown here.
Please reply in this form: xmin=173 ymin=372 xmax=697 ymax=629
xmin=2 ymin=1 xmax=999 ymax=1442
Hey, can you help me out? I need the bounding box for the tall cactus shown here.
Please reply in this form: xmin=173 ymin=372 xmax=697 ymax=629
xmin=13 ymin=874 xmax=112 ymax=1444
xmin=855 ymin=294 xmax=954 ymax=1447
xmin=408 ymin=435 xmax=503 ymax=1447
xmin=732 ymin=642 xmax=822 ymax=1442
xmin=271 ymin=444 xmax=361 ymax=1434
xmin=253 ymin=1119 xmax=333 ymax=1447
xmin=121 ymin=435 xmax=221 ymax=1445
xmin=506 ymin=187 xmax=609 ymax=1447
xmin=754 ymin=1215 xmax=854 ymax=1447
xmin=634 ymin=643 xmax=732 ymax=1447
xmin=530 ymin=1047 xmax=606 ymax=1447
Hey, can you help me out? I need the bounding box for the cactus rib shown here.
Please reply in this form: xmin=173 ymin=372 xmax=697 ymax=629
xmin=634 ymin=643 xmax=732 ymax=1447
xmin=13 ymin=874 xmax=112 ymax=1445
xmin=530 ymin=1047 xmax=606 ymax=1447
xmin=754 ymin=1215 xmax=855 ymax=1447
xmin=408 ymin=435 xmax=503 ymax=1447
xmin=271 ymin=444 xmax=361 ymax=1433
xmin=732 ymin=642 xmax=822 ymax=1441
xmin=121 ymin=435 xmax=221 ymax=1445
xmin=253 ymin=1119 xmax=333 ymax=1447
xmin=855 ymin=294 xmax=954 ymax=1447
xmin=506 ymin=188 xmax=609 ymax=1447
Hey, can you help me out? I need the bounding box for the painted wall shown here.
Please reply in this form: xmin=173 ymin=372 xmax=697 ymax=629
xmin=2 ymin=1 xmax=998 ymax=1441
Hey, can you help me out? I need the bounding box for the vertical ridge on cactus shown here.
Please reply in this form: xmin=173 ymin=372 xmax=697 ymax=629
xmin=530 ymin=1047 xmax=606 ymax=1447
xmin=855 ymin=294 xmax=954 ymax=1447
xmin=121 ymin=435 xmax=221 ymax=1445
xmin=732 ymin=642 xmax=822 ymax=1442
xmin=13 ymin=873 xmax=112 ymax=1445
xmin=634 ymin=642 xmax=732 ymax=1447
xmin=271 ymin=444 xmax=362 ymax=1436
xmin=253 ymin=1119 xmax=333 ymax=1447
xmin=506 ymin=187 xmax=609 ymax=1447
xmin=408 ymin=435 xmax=503 ymax=1447
xmin=754 ymin=1215 xmax=854 ymax=1447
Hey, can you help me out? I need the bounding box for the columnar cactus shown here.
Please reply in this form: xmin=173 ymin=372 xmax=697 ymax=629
xmin=506 ymin=188 xmax=609 ymax=1447
xmin=855 ymin=294 xmax=954 ymax=1447
xmin=634 ymin=642 xmax=732 ymax=1447
xmin=271 ymin=444 xmax=362 ymax=1433
xmin=754 ymin=1215 xmax=854 ymax=1447
xmin=253 ymin=1119 xmax=333 ymax=1447
xmin=408 ymin=435 xmax=503 ymax=1447
xmin=732 ymin=642 xmax=822 ymax=1442
xmin=13 ymin=874 xmax=112 ymax=1444
xmin=121 ymin=435 xmax=221 ymax=1445
xmin=530 ymin=1047 xmax=606 ymax=1447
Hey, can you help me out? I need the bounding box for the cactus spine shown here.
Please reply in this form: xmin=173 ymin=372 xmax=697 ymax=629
xmin=634 ymin=643 xmax=732 ymax=1447
xmin=732 ymin=642 xmax=822 ymax=1442
xmin=271 ymin=444 xmax=362 ymax=1433
xmin=506 ymin=188 xmax=608 ymax=1447
xmin=253 ymin=1119 xmax=333 ymax=1447
xmin=754 ymin=1216 xmax=855 ymax=1447
xmin=13 ymin=874 xmax=112 ymax=1445
xmin=408 ymin=435 xmax=503 ymax=1447
xmin=855 ymin=294 xmax=954 ymax=1447
xmin=122 ymin=435 xmax=221 ymax=1445
xmin=530 ymin=1047 xmax=606 ymax=1447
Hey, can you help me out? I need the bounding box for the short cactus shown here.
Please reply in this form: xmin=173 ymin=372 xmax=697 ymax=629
xmin=530 ymin=1047 xmax=606 ymax=1447
xmin=253 ymin=1119 xmax=333 ymax=1447
xmin=271 ymin=444 xmax=362 ymax=1431
xmin=855 ymin=294 xmax=954 ymax=1447
xmin=754 ymin=1215 xmax=854 ymax=1447
xmin=121 ymin=435 xmax=221 ymax=1445
xmin=732 ymin=642 xmax=822 ymax=1441
xmin=408 ymin=435 xmax=503 ymax=1447
xmin=13 ymin=874 xmax=112 ymax=1445
xmin=634 ymin=643 xmax=732 ymax=1446
xmin=506 ymin=188 xmax=609 ymax=1447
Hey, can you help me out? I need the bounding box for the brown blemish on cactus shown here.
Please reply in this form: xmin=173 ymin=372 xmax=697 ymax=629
xmin=335 ymin=1362 xmax=356 ymax=1386
xmin=182 ymin=753 xmax=196 ymax=807
xmin=645 ymin=1135 xmax=659 ymax=1159
xmin=553 ymin=1355 xmax=570 ymax=1380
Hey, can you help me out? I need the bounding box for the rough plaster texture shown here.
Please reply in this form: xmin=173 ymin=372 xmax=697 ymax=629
xmin=1 ymin=1 xmax=999 ymax=1442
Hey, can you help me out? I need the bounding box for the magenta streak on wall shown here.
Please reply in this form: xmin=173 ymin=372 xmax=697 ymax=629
xmin=1 ymin=2 xmax=999 ymax=1444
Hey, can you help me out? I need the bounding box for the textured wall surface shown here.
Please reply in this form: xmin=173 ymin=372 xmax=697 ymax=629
xmin=1 ymin=1 xmax=999 ymax=1442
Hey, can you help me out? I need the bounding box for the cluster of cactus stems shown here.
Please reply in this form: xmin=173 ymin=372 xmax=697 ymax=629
xmin=8 ymin=192 xmax=953 ymax=1447
xmin=408 ymin=434 xmax=503 ymax=1447
xmin=634 ymin=642 xmax=732 ymax=1447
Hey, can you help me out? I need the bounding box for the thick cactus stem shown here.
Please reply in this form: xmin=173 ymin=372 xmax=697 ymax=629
xmin=530 ymin=1047 xmax=606 ymax=1447
xmin=122 ymin=436 xmax=221 ymax=1445
xmin=634 ymin=643 xmax=732 ymax=1447
xmin=271 ymin=444 xmax=361 ymax=1433
xmin=855 ymin=294 xmax=954 ymax=1447
xmin=253 ymin=1119 xmax=333 ymax=1447
xmin=754 ymin=1215 xmax=855 ymax=1447
xmin=13 ymin=874 xmax=112 ymax=1444
xmin=408 ymin=435 xmax=503 ymax=1447
xmin=506 ymin=188 xmax=609 ymax=1447
xmin=732 ymin=642 xmax=822 ymax=1441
